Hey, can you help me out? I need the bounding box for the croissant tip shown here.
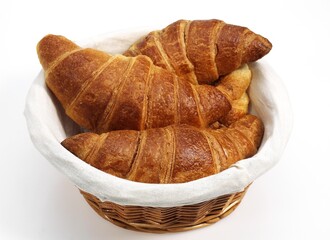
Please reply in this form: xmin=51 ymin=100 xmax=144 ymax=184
xmin=247 ymin=35 xmax=273 ymax=62
xmin=232 ymin=114 xmax=264 ymax=147
xmin=37 ymin=34 xmax=79 ymax=70
xmin=260 ymin=36 xmax=273 ymax=54
xmin=61 ymin=132 xmax=99 ymax=160
xmin=37 ymin=34 xmax=66 ymax=51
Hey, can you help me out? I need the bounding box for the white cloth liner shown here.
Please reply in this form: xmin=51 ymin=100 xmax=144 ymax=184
xmin=24 ymin=29 xmax=293 ymax=207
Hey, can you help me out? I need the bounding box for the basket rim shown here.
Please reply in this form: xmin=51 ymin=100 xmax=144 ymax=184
xmin=25 ymin=30 xmax=293 ymax=207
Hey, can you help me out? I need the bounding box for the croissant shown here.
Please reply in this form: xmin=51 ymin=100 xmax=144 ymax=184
xmin=221 ymin=92 xmax=249 ymax=126
xmin=124 ymin=19 xmax=272 ymax=84
xmin=37 ymin=34 xmax=251 ymax=133
xmin=62 ymin=115 xmax=263 ymax=183
xmin=216 ymin=63 xmax=251 ymax=125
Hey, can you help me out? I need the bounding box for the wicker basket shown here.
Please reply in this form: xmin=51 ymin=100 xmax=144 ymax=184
xmin=25 ymin=30 xmax=292 ymax=234
xmin=80 ymin=185 xmax=249 ymax=233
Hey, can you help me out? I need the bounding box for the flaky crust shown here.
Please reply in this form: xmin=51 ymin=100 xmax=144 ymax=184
xmin=62 ymin=115 xmax=264 ymax=183
xmin=124 ymin=19 xmax=272 ymax=84
xmin=37 ymin=34 xmax=235 ymax=133
xmin=216 ymin=64 xmax=252 ymax=125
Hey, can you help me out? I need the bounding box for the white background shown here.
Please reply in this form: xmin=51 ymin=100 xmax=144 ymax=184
xmin=1 ymin=0 xmax=330 ymax=239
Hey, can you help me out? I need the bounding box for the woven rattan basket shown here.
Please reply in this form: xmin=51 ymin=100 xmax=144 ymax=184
xmin=25 ymin=29 xmax=292 ymax=233
xmin=79 ymin=186 xmax=249 ymax=233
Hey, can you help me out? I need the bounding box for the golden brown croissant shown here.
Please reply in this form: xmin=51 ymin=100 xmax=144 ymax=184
xmin=124 ymin=19 xmax=272 ymax=84
xmin=221 ymin=93 xmax=249 ymax=126
xmin=37 ymin=34 xmax=251 ymax=133
xmin=62 ymin=115 xmax=264 ymax=183
xmin=216 ymin=64 xmax=252 ymax=125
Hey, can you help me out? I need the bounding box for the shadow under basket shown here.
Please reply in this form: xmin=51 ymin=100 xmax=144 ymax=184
xmin=79 ymin=184 xmax=250 ymax=233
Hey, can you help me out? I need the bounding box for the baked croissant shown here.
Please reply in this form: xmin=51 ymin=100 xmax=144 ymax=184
xmin=221 ymin=93 xmax=249 ymax=126
xmin=124 ymin=19 xmax=272 ymax=84
xmin=37 ymin=34 xmax=250 ymax=133
xmin=216 ymin=64 xmax=251 ymax=125
xmin=62 ymin=115 xmax=263 ymax=183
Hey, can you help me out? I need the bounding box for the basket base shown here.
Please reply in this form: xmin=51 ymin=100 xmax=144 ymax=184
xmin=79 ymin=185 xmax=250 ymax=233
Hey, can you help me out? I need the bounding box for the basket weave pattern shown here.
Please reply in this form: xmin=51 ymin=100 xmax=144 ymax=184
xmin=80 ymin=185 xmax=249 ymax=233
